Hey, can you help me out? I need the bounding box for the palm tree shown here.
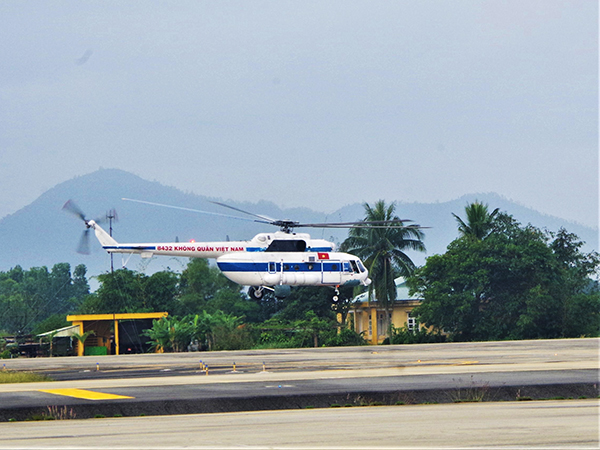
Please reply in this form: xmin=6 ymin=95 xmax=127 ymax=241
xmin=72 ymin=330 xmax=95 ymax=355
xmin=340 ymin=200 xmax=426 ymax=336
xmin=452 ymin=201 xmax=499 ymax=240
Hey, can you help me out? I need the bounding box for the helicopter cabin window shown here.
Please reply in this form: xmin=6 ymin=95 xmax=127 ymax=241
xmin=266 ymin=240 xmax=307 ymax=252
xmin=343 ymin=262 xmax=352 ymax=273
xmin=268 ymin=262 xmax=276 ymax=273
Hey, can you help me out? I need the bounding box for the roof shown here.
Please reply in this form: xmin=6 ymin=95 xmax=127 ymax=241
xmin=353 ymin=277 xmax=421 ymax=303
xmin=36 ymin=325 xmax=80 ymax=338
xmin=67 ymin=312 xmax=168 ymax=322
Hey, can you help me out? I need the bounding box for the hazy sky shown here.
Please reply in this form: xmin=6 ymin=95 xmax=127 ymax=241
xmin=1 ymin=1 xmax=597 ymax=228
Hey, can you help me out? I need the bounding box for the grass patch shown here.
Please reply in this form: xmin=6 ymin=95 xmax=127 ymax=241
xmin=0 ymin=371 xmax=52 ymax=383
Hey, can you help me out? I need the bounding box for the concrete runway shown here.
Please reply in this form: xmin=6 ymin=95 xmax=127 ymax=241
xmin=0 ymin=338 xmax=597 ymax=447
xmin=4 ymin=338 xmax=598 ymax=377
xmin=0 ymin=400 xmax=597 ymax=448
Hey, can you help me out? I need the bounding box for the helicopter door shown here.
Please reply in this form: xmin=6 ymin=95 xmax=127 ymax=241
xmin=321 ymin=260 xmax=342 ymax=285
xmin=264 ymin=260 xmax=282 ymax=285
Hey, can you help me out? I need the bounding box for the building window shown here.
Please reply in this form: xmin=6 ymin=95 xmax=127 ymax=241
xmin=356 ymin=312 xmax=363 ymax=333
xmin=378 ymin=313 xmax=385 ymax=336
xmin=407 ymin=311 xmax=418 ymax=332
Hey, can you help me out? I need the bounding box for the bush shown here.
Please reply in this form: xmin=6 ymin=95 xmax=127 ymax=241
xmin=325 ymin=328 xmax=367 ymax=347
xmin=388 ymin=325 xmax=446 ymax=344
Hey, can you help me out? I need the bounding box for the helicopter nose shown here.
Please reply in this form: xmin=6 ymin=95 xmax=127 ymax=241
xmin=363 ymin=277 xmax=372 ymax=286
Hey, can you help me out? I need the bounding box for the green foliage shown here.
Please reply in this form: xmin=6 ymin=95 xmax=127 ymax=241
xmin=175 ymin=259 xmax=244 ymax=316
xmin=326 ymin=327 xmax=367 ymax=346
xmin=276 ymin=286 xmax=337 ymax=322
xmin=452 ymin=201 xmax=499 ymax=240
xmin=31 ymin=314 xmax=70 ymax=336
xmin=72 ymin=330 xmax=95 ymax=345
xmin=0 ymin=264 xmax=90 ymax=334
xmin=255 ymin=311 xmax=361 ymax=349
xmin=0 ymin=371 xmax=52 ymax=383
xmin=341 ymin=200 xmax=425 ymax=337
xmin=208 ymin=311 xmax=253 ymax=350
xmin=387 ymin=325 xmax=445 ymax=345
xmin=77 ymin=268 xmax=180 ymax=315
xmin=292 ymin=311 xmax=335 ymax=347
xmin=142 ymin=315 xmax=196 ymax=352
xmin=142 ymin=311 xmax=252 ymax=352
xmin=408 ymin=213 xmax=600 ymax=341
xmin=341 ymin=200 xmax=426 ymax=305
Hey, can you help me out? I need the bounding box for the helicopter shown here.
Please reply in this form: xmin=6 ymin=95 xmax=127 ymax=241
xmin=63 ymin=198 xmax=424 ymax=301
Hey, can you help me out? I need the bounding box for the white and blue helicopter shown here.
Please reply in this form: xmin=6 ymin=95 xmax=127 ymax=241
xmin=64 ymin=199 xmax=422 ymax=301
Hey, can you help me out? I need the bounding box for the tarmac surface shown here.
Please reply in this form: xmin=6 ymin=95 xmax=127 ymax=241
xmin=0 ymin=338 xmax=598 ymax=421
xmin=1 ymin=399 xmax=598 ymax=448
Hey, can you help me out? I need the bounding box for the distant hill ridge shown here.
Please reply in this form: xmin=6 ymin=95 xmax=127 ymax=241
xmin=0 ymin=168 xmax=596 ymax=279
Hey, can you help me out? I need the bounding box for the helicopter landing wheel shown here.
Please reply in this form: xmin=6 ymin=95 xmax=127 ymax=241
xmin=332 ymin=286 xmax=340 ymax=303
xmin=248 ymin=286 xmax=264 ymax=300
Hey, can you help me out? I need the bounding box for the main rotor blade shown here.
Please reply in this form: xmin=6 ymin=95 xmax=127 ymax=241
xmin=294 ymin=220 xmax=427 ymax=229
xmin=209 ymin=201 xmax=277 ymax=223
xmin=122 ymin=198 xmax=272 ymax=225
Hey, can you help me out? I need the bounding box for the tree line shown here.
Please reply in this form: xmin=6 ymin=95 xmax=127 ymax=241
xmin=408 ymin=203 xmax=599 ymax=341
xmin=0 ymin=200 xmax=597 ymax=354
xmin=0 ymin=258 xmax=363 ymax=351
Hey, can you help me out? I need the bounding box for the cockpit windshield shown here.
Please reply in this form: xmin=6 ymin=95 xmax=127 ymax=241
xmin=356 ymin=260 xmax=366 ymax=273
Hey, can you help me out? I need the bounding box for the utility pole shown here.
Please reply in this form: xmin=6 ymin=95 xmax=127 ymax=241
xmin=106 ymin=209 xmax=118 ymax=272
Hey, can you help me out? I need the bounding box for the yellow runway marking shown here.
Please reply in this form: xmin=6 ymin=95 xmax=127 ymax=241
xmin=39 ymin=388 xmax=133 ymax=400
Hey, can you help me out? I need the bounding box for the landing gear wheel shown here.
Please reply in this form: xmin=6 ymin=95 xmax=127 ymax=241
xmin=332 ymin=286 xmax=340 ymax=303
xmin=248 ymin=286 xmax=264 ymax=300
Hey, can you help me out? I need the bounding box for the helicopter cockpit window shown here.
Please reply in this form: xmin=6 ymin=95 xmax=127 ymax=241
xmin=356 ymin=260 xmax=366 ymax=272
xmin=343 ymin=262 xmax=352 ymax=272
xmin=266 ymin=240 xmax=307 ymax=252
xmin=350 ymin=260 xmax=359 ymax=273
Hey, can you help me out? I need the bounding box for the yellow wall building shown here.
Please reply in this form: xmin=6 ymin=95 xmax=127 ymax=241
xmin=348 ymin=277 xmax=422 ymax=345
xmin=67 ymin=312 xmax=168 ymax=356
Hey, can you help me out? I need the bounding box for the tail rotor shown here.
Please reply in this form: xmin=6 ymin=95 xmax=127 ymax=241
xmin=62 ymin=200 xmax=115 ymax=255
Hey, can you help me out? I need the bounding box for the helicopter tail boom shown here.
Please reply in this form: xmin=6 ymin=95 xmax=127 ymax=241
xmin=88 ymin=220 xmax=118 ymax=247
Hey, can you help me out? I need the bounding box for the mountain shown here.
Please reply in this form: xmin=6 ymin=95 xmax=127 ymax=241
xmin=0 ymin=169 xmax=597 ymax=281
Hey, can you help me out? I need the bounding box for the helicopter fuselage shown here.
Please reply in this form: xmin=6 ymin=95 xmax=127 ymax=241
xmin=216 ymin=250 xmax=368 ymax=288
xmin=89 ymin=222 xmax=371 ymax=290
